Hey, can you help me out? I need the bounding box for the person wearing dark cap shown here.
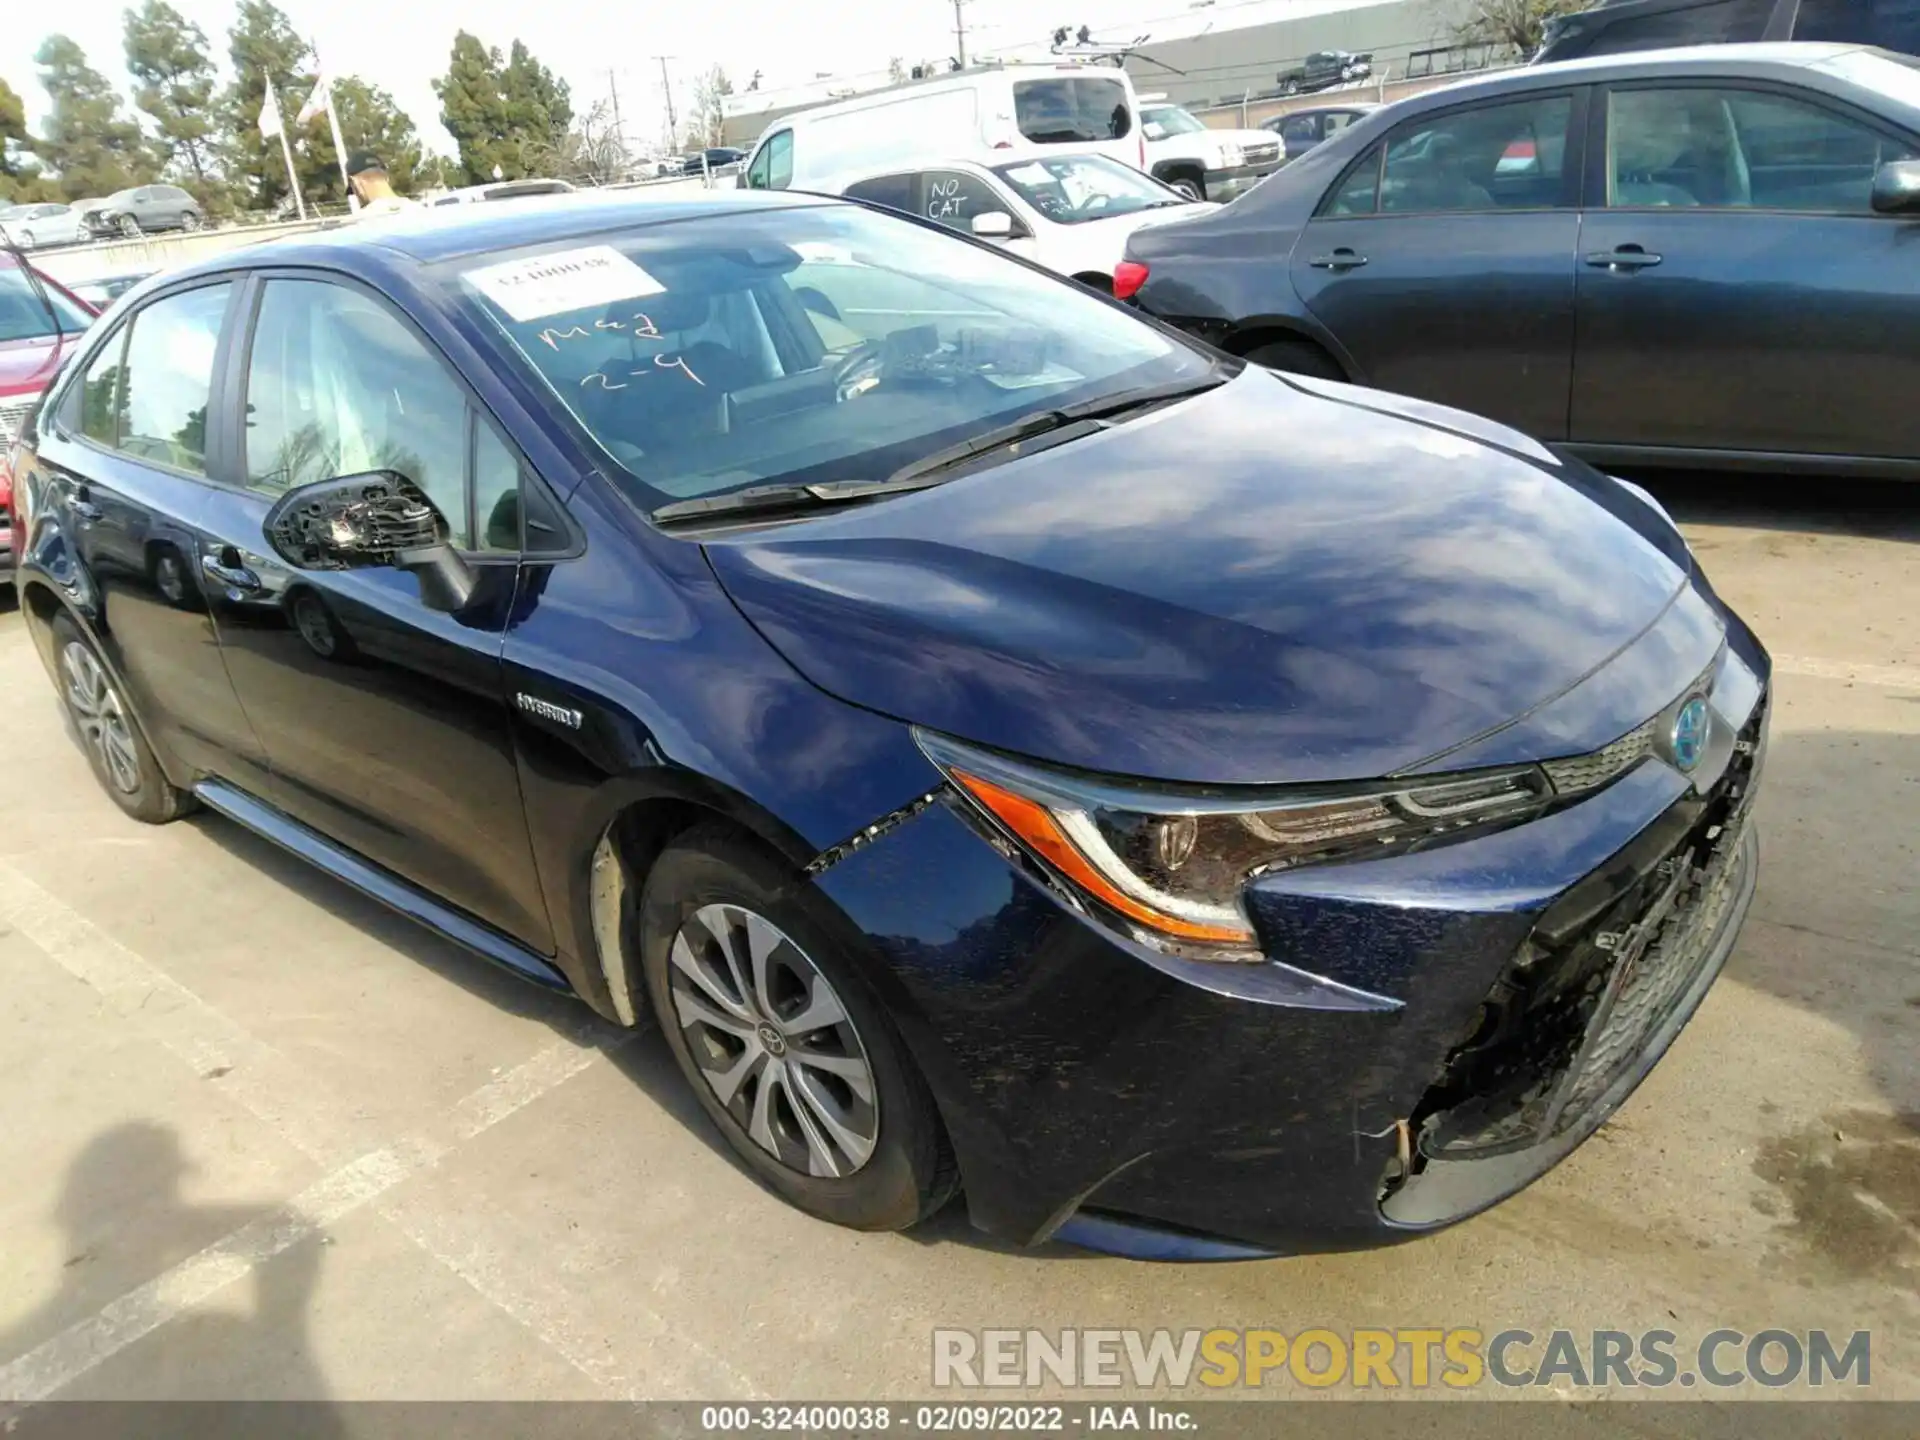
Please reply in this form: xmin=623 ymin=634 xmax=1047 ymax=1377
xmin=347 ymin=150 xmax=418 ymax=217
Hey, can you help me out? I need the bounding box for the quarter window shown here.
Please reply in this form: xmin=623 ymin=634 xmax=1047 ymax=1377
xmin=78 ymin=329 xmax=128 ymax=447
xmin=102 ymin=283 xmax=230 ymax=474
xmin=1323 ymin=146 xmax=1384 ymax=215
xmin=1014 ymin=76 xmax=1132 ymax=143
xmin=1607 ymin=87 xmax=1914 ymax=210
xmin=843 ymin=173 xmax=917 ymax=212
xmin=242 ymin=279 xmax=508 ymax=551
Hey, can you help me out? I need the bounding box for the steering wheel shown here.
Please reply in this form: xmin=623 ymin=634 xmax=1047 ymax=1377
xmin=830 ymin=341 xmax=888 ymax=402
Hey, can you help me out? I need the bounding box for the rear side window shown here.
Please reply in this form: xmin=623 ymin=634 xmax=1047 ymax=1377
xmin=918 ymin=170 xmax=1004 ymax=230
xmin=1014 ymin=76 xmax=1132 ymax=143
xmin=103 ymin=283 xmax=230 ymax=474
xmin=843 ymin=173 xmax=917 ymax=211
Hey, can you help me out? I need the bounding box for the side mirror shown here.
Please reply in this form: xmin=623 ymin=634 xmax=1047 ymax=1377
xmin=263 ymin=470 xmax=476 ymax=613
xmin=971 ymin=210 xmax=1018 ymax=240
xmin=1871 ymin=158 xmax=1920 ymax=215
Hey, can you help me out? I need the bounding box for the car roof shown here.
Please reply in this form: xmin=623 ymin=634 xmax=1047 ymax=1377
xmin=1428 ymin=41 xmax=1865 ymax=100
xmin=161 ymin=188 xmax=835 ymax=280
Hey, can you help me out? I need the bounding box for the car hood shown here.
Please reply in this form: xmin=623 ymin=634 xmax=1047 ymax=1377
xmin=0 ymin=332 xmax=78 ymax=397
xmin=703 ymin=368 xmax=1700 ymax=786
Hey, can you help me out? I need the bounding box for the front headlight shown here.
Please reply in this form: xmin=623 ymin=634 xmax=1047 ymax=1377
xmin=917 ymin=731 xmax=1576 ymax=960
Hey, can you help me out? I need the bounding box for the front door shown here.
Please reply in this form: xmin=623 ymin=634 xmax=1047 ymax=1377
xmin=1570 ymin=81 xmax=1920 ymax=459
xmin=1290 ymin=90 xmax=1585 ymax=439
xmin=31 ymin=279 xmax=272 ymax=792
xmin=202 ymin=274 xmax=553 ymax=950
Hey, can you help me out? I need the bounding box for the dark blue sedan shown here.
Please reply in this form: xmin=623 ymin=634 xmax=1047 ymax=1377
xmin=1122 ymin=43 xmax=1920 ymax=479
xmin=6 ymin=191 xmax=1767 ymax=1258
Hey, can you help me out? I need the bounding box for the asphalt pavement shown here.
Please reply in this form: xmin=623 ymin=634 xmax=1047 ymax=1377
xmin=0 ymin=472 xmax=1914 ymax=1410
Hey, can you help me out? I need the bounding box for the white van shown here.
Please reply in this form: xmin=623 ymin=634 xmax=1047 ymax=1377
xmin=740 ymin=63 xmax=1147 ymax=194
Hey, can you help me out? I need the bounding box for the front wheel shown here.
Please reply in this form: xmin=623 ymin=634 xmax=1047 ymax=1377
xmin=16 ymin=230 xmax=34 ymax=249
xmin=51 ymin=614 xmax=193 ymax=824
xmin=116 ymin=214 xmax=141 ymax=238
xmin=180 ymin=210 xmax=203 ymax=232
xmin=639 ymin=823 xmax=957 ymax=1231
xmin=1169 ymin=177 xmax=1204 ymax=201
xmin=1282 ymin=78 xmax=1301 ymax=96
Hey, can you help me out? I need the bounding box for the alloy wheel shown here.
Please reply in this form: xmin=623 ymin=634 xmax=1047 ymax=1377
xmin=62 ymin=642 xmax=141 ymax=794
xmin=181 ymin=211 xmax=203 ymax=232
xmin=667 ymin=902 xmax=879 ymax=1178
xmin=118 ymin=215 xmax=141 ymax=237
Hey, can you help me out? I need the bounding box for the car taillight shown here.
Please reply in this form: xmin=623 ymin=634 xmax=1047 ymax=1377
xmin=1113 ymin=260 xmax=1149 ymax=301
xmin=1138 ymin=134 xmax=1146 ymax=170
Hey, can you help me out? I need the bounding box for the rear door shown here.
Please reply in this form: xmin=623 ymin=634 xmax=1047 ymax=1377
xmin=1290 ymin=89 xmax=1586 ymax=439
xmin=30 ymin=279 xmax=272 ymax=791
xmin=196 ymin=272 xmax=556 ymax=948
xmin=1569 ymin=80 xmax=1920 ymax=460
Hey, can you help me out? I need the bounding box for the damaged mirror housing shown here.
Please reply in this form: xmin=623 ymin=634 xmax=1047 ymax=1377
xmin=262 ymin=470 xmax=476 ymax=613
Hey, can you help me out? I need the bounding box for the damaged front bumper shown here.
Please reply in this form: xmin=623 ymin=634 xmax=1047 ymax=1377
xmin=806 ymin=622 xmax=1768 ymax=1259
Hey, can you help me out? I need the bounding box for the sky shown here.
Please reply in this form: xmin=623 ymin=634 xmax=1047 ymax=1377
xmin=0 ymin=0 xmax=1285 ymax=158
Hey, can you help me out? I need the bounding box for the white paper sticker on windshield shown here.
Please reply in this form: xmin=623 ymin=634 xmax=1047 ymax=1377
xmin=465 ymin=245 xmax=664 ymax=321
xmin=1002 ymin=163 xmax=1050 ymax=186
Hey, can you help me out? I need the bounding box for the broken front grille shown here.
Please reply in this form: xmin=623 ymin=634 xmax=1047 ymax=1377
xmin=1410 ymin=695 xmax=1766 ymax=1164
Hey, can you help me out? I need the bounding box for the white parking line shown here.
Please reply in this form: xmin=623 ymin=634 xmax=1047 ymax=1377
xmin=0 ymin=855 xmax=756 ymax=1402
xmin=1773 ymin=654 xmax=1920 ymax=691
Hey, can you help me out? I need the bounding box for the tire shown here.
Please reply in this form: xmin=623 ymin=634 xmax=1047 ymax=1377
xmin=639 ymin=822 xmax=957 ymax=1231
xmin=1282 ymin=78 xmax=1301 ymax=96
xmin=116 ymin=214 xmax=141 ymax=238
xmin=1244 ymin=337 xmax=1345 ymax=380
xmin=180 ymin=210 xmax=203 ymax=232
xmin=1169 ymin=176 xmax=1204 ymax=201
xmin=16 ymin=230 xmax=34 ymax=249
xmin=51 ymin=613 xmax=193 ymax=825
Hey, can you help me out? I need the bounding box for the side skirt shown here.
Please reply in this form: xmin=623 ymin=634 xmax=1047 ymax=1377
xmin=193 ymin=778 xmax=573 ymax=994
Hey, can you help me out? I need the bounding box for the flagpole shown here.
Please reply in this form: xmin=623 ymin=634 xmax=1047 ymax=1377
xmin=279 ymin=126 xmax=307 ymax=220
xmin=261 ymin=73 xmax=307 ymax=220
xmin=326 ymin=95 xmax=357 ymax=212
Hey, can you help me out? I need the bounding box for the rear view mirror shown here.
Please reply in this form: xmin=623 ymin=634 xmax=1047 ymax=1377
xmin=263 ymin=470 xmax=476 ymax=613
xmin=1871 ymin=158 xmax=1920 ymax=215
xmin=971 ymin=210 xmax=1017 ymax=240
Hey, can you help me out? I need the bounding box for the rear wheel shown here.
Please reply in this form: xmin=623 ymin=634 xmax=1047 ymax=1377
xmin=52 ymin=614 xmax=193 ymax=824
xmin=1243 ymin=336 xmax=1345 ymax=380
xmin=639 ymin=822 xmax=957 ymax=1231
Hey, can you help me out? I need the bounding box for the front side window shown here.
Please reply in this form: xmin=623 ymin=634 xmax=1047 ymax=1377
xmin=918 ymin=169 xmax=1008 ymax=230
xmin=452 ymin=204 xmax=1211 ymax=513
xmin=764 ymin=130 xmax=794 ymax=189
xmin=1374 ymin=95 xmax=1573 ymax=213
xmin=1281 ymin=115 xmax=1320 ymax=146
xmin=994 ymin=154 xmax=1187 ymax=224
xmin=1324 ymin=110 xmax=1363 ymax=135
xmin=1608 ymin=87 xmax=1914 ymax=210
xmin=112 ymin=283 xmax=229 ymax=474
xmin=1014 ymin=76 xmax=1132 ymax=143
xmin=243 ymin=279 xmax=476 ymax=547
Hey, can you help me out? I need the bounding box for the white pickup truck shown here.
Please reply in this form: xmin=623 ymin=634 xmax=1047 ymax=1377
xmin=1136 ymin=94 xmax=1284 ymax=202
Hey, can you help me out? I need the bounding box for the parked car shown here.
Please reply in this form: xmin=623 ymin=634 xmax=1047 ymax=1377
xmin=835 ymin=152 xmax=1211 ymax=289
xmin=65 ymin=270 xmax=157 ymax=310
xmin=1 ymin=254 xmax=94 ymax=589
xmin=741 ymin=62 xmax=1148 ymax=193
xmin=679 ymin=147 xmax=746 ymax=175
xmin=1277 ymin=50 xmax=1374 ymax=96
xmin=1262 ymin=101 xmax=1380 ymax=160
xmin=11 ymin=190 xmax=1767 ymax=1257
xmin=1122 ymin=43 xmax=1920 ymax=477
xmin=1537 ymin=0 xmax=1920 ymax=62
xmin=0 ymin=202 xmax=93 ymax=250
xmin=427 ymin=179 xmax=576 ymax=206
xmin=84 ymin=184 xmax=205 ymax=238
xmin=1136 ymin=95 xmax=1285 ymax=199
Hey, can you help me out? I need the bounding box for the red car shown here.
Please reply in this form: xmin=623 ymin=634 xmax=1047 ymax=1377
xmin=1 ymin=255 xmax=94 ymax=587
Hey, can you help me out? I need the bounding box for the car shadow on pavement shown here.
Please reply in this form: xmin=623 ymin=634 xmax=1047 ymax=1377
xmin=1628 ymin=471 xmax=1920 ymax=545
xmin=0 ymin=1121 xmax=338 ymax=1414
xmin=1728 ymin=724 xmax=1920 ymax=1291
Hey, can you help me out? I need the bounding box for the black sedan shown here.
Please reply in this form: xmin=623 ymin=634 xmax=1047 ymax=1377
xmin=1121 ymin=43 xmax=1920 ymax=478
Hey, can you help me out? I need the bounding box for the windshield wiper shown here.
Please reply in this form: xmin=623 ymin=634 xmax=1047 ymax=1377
xmin=649 ymin=371 xmax=1227 ymax=527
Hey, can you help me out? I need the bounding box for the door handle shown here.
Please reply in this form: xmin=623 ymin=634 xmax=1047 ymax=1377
xmin=1309 ymin=248 xmax=1368 ymax=271
xmin=202 ymin=545 xmax=263 ymax=594
xmin=1584 ymin=245 xmax=1662 ymax=271
xmin=70 ymin=483 xmax=104 ymax=523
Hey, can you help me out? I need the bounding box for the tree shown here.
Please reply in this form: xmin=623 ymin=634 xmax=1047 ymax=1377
xmin=434 ymin=31 xmax=513 ymax=184
xmin=30 ymin=35 xmax=157 ymax=201
xmin=298 ymin=76 xmax=424 ymax=202
xmin=688 ymin=65 xmax=733 ymax=149
xmin=1449 ymin=0 xmax=1582 ymax=56
xmin=520 ymin=97 xmax=629 ymax=186
xmin=124 ymin=0 xmax=226 ymax=210
xmin=221 ymin=0 xmax=313 ymax=212
xmin=1 ymin=76 xmax=60 ymax=202
xmin=502 ymin=40 xmax=571 ymax=156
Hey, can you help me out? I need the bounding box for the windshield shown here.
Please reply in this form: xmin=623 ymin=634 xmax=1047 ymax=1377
xmin=994 ymin=155 xmax=1187 ymax=224
xmin=1143 ymin=105 xmax=1208 ymax=138
xmin=450 ymin=203 xmax=1209 ymax=510
xmin=0 ymin=266 xmax=92 ymax=343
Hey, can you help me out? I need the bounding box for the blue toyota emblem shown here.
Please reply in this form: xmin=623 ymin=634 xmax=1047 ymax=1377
xmin=1670 ymin=697 xmax=1710 ymax=772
